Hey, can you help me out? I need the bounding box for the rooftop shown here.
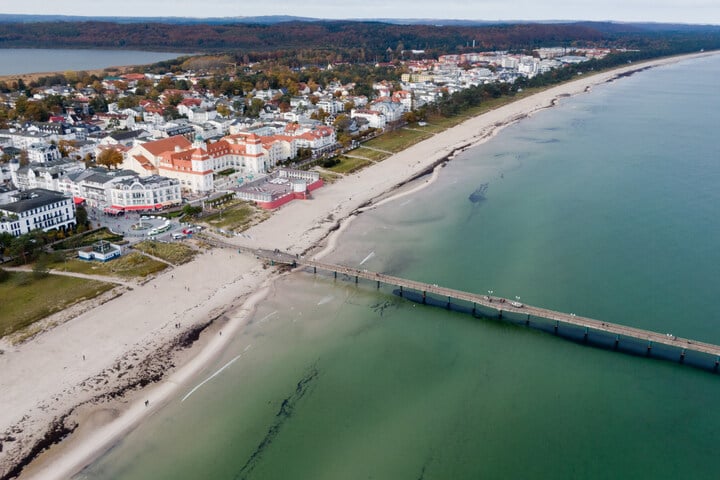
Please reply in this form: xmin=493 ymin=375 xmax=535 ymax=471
xmin=0 ymin=188 xmax=70 ymax=213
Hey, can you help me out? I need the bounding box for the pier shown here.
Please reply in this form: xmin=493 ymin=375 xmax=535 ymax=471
xmin=244 ymin=246 xmax=720 ymax=370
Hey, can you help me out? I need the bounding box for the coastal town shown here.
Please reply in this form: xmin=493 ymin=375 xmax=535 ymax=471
xmin=0 ymin=47 xmax=611 ymax=237
xmin=1 ymin=34 xmax=715 ymax=480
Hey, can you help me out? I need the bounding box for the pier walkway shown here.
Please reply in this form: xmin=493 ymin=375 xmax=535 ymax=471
xmin=249 ymin=248 xmax=720 ymax=364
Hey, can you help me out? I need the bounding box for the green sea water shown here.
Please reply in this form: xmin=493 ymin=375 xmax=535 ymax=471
xmin=77 ymin=55 xmax=720 ymax=479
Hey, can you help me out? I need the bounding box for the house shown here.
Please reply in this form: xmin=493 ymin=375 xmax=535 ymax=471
xmin=351 ymin=109 xmax=386 ymax=129
xmin=0 ymin=188 xmax=76 ymax=237
xmin=27 ymin=143 xmax=61 ymax=163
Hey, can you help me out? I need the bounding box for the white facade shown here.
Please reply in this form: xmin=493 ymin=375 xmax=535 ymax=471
xmin=108 ymin=176 xmax=181 ymax=210
xmin=351 ymin=109 xmax=386 ymax=129
xmin=0 ymin=189 xmax=76 ymax=237
xmin=28 ymin=143 xmax=61 ymax=163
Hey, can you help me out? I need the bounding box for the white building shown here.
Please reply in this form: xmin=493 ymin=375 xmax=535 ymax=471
xmin=351 ymin=109 xmax=386 ymax=129
xmin=0 ymin=188 xmax=76 ymax=237
xmin=27 ymin=143 xmax=61 ymax=163
xmin=107 ymin=175 xmax=182 ymax=211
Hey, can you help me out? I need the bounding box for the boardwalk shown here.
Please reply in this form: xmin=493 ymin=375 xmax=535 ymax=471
xmin=251 ymin=248 xmax=720 ymax=363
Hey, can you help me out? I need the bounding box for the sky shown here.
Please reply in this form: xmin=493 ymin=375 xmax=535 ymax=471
xmin=2 ymin=0 xmax=719 ymax=25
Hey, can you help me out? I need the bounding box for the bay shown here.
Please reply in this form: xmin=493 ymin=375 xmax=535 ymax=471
xmin=77 ymin=54 xmax=720 ymax=479
xmin=0 ymin=49 xmax=185 ymax=76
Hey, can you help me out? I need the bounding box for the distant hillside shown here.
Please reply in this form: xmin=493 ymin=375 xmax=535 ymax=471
xmin=0 ymin=21 xmax=608 ymax=53
xmin=0 ymin=17 xmax=717 ymax=56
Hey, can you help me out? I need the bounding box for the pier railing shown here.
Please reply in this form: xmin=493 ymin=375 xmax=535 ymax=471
xmin=247 ymin=247 xmax=720 ymax=369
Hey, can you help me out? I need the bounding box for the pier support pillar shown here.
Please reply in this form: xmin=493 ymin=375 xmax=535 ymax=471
xmin=715 ymin=357 xmax=719 ymax=372
xmin=554 ymin=321 xmax=558 ymax=335
xmin=646 ymin=341 xmax=652 ymax=356
xmin=526 ymin=314 xmax=530 ymax=326
xmin=334 ymin=271 xmax=337 ymax=279
xmin=399 ymin=286 xmax=403 ymax=297
xmin=313 ymin=266 xmax=316 ymax=274
xmin=355 ymin=275 xmax=358 ymax=284
xmin=422 ymin=291 xmax=426 ymax=304
xmin=614 ymin=335 xmax=619 ymax=350
xmin=377 ymin=280 xmax=380 ymax=289
xmin=472 ymin=303 xmax=476 ymax=316
xmin=446 ymin=296 xmax=451 ymax=309
xmin=584 ymin=327 xmax=589 ymax=343
xmin=498 ymin=310 xmax=503 ymax=320
xmin=680 ymin=349 xmax=686 ymax=364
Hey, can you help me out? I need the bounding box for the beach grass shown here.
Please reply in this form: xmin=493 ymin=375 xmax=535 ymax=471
xmin=0 ymin=272 xmax=113 ymax=338
xmin=316 ymin=170 xmax=343 ymax=183
xmin=327 ymin=156 xmax=373 ymax=174
xmin=51 ymin=252 xmax=167 ymax=278
xmin=133 ymin=240 xmax=197 ymax=265
xmin=200 ymin=200 xmax=269 ymax=232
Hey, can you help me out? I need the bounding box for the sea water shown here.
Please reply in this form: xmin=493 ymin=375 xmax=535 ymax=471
xmin=76 ymin=54 xmax=720 ymax=479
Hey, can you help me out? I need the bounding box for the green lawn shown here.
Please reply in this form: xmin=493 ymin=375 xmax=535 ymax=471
xmin=327 ymin=156 xmax=373 ymax=174
xmin=133 ymin=240 xmax=197 ymax=265
xmin=362 ymin=129 xmax=433 ymax=154
xmin=51 ymin=252 xmax=167 ymax=278
xmin=354 ymin=147 xmax=390 ymax=161
xmin=200 ymin=200 xmax=269 ymax=232
xmin=0 ymin=272 xmax=114 ymax=338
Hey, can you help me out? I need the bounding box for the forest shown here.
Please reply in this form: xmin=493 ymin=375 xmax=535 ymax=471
xmin=0 ymin=21 xmax=648 ymax=54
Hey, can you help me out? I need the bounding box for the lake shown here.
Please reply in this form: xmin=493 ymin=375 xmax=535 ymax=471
xmin=0 ymin=48 xmax=187 ymax=76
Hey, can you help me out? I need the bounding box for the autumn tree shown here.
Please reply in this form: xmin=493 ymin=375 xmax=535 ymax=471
xmin=97 ymin=149 xmax=124 ymax=169
xmin=58 ymin=140 xmax=77 ymax=158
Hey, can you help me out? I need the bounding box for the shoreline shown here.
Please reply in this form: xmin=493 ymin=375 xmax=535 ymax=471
xmin=3 ymin=50 xmax=718 ymax=480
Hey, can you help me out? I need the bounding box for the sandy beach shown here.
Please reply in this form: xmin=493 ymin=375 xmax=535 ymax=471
xmin=1 ymin=50 xmax=716 ymax=480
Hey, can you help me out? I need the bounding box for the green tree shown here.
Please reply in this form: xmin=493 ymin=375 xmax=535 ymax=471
xmin=32 ymin=253 xmax=50 ymax=279
xmin=75 ymin=204 xmax=89 ymax=227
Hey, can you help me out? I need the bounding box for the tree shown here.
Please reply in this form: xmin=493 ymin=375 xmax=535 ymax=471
xmin=32 ymin=253 xmax=50 ymax=279
xmin=75 ymin=204 xmax=89 ymax=227
xmin=216 ymin=104 xmax=231 ymax=117
xmin=58 ymin=139 xmax=77 ymax=158
xmin=97 ymin=149 xmax=124 ymax=169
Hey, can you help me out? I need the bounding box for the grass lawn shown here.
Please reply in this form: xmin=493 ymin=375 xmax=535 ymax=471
xmin=362 ymin=128 xmax=433 ymax=154
xmin=133 ymin=240 xmax=197 ymax=265
xmin=327 ymin=156 xmax=373 ymax=174
xmin=354 ymin=147 xmax=390 ymax=161
xmin=0 ymin=272 xmax=114 ymax=338
xmin=200 ymin=200 xmax=270 ymax=232
xmin=51 ymin=252 xmax=167 ymax=278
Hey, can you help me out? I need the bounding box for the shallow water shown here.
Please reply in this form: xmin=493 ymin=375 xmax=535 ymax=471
xmin=77 ymin=54 xmax=720 ymax=479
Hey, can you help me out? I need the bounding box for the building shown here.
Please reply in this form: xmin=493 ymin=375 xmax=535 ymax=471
xmin=78 ymin=240 xmax=122 ymax=262
xmin=107 ymin=175 xmax=182 ymax=212
xmin=27 ymin=143 xmax=61 ymax=163
xmin=125 ymin=133 xmax=272 ymax=194
xmin=0 ymin=188 xmax=76 ymax=237
xmin=235 ymin=168 xmax=323 ymax=209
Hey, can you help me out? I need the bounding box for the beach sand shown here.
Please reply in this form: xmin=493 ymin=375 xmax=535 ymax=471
xmin=1 ymin=50 xmax=716 ymax=480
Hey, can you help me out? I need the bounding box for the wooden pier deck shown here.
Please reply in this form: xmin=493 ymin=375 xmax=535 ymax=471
xmin=250 ymin=248 xmax=720 ymax=362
